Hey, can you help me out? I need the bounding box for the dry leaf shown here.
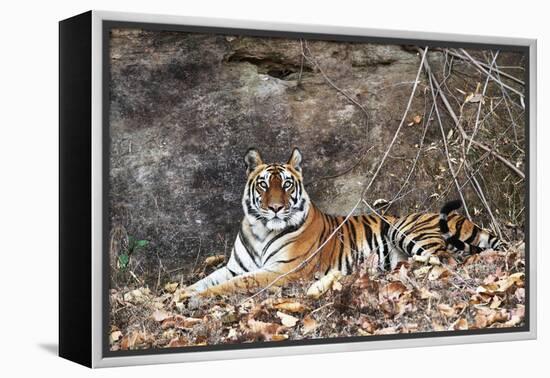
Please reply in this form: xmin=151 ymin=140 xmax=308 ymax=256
xmin=302 ymin=316 xmax=318 ymax=334
xmin=373 ymin=198 xmax=389 ymax=207
xmin=407 ymin=114 xmax=423 ymax=126
xmin=175 ymin=316 xmax=202 ymax=329
xmin=247 ymin=319 xmax=283 ymax=340
xmin=504 ymin=305 xmax=525 ymax=327
xmin=454 ymin=301 xmax=468 ymax=310
xmin=277 ymin=311 xmax=299 ymax=327
xmin=402 ymin=323 xmax=419 ymax=333
xmin=515 ymin=287 xmax=525 ymax=302
xmin=226 ymin=328 xmax=239 ymax=340
xmin=490 ymin=296 xmax=503 ymax=309
xmin=487 ymin=309 xmax=509 ymax=325
xmin=474 ymin=312 xmax=488 ymax=328
xmin=374 ymin=326 xmax=397 ymax=335
xmin=428 ymin=266 xmax=450 ymax=281
xmin=379 ymin=282 xmax=407 ymax=302
xmin=123 ymin=288 xmax=151 ymax=304
xmin=453 ymin=318 xmax=469 ymax=330
xmin=468 ymin=93 xmax=484 ymax=104
xmin=109 ymin=331 xmax=122 ymax=344
xmin=418 ymin=287 xmax=439 ymax=300
xmin=360 ymin=318 xmax=376 ymax=333
xmin=167 ymin=336 xmax=188 ymax=348
xmin=378 ymin=282 xmax=410 ymax=317
xmin=162 ymin=315 xmax=202 ymax=330
xmin=271 ymin=334 xmax=289 ymax=341
xmin=496 ymin=272 xmax=524 ymax=292
xmin=413 ymin=266 xmax=431 ymax=278
xmin=120 ymin=331 xmax=144 ymax=350
xmin=477 ymin=272 xmax=524 ymax=295
xmin=272 ymin=300 xmax=308 ymax=314
xmin=164 ymin=282 xmax=179 ymax=293
xmin=475 ymin=307 xmax=509 ymax=328
xmin=437 ymin=304 xmax=455 ymax=317
xmin=152 ymin=309 xmax=171 ymax=322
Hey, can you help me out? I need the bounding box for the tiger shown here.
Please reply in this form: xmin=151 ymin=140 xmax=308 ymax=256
xmin=185 ymin=147 xmax=502 ymax=296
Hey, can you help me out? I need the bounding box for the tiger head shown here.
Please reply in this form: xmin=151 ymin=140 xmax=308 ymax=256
xmin=242 ymin=148 xmax=310 ymax=232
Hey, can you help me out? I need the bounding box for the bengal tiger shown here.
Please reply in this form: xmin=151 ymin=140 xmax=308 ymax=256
xmin=185 ymin=148 xmax=501 ymax=296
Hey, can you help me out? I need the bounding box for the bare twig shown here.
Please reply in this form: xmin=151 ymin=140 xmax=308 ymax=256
xmin=386 ymin=88 xmax=432 ymax=212
xmin=310 ymin=301 xmax=334 ymax=315
xmin=129 ymin=270 xmax=143 ymax=285
xmin=440 ymin=48 xmax=525 ymax=86
xmin=415 ymin=47 xmax=525 ymax=179
xmin=191 ymin=237 xmax=203 ymax=273
xmin=297 ymin=40 xmax=305 ymax=86
xmin=423 ymin=52 xmax=471 ymax=219
xmin=466 ymin=51 xmax=499 ymax=154
xmin=470 ymin=140 xmax=524 ymax=179
xmin=463 ymin=160 xmax=503 ymax=239
xmin=491 ymin=51 xmax=521 ymax=145
xmin=458 ymin=48 xmax=524 ymax=99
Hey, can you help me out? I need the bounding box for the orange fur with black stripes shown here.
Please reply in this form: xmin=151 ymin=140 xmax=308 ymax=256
xmin=186 ymin=148 xmax=501 ymax=296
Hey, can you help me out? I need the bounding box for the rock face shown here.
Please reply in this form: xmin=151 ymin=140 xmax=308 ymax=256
xmin=108 ymin=29 xmax=526 ymax=283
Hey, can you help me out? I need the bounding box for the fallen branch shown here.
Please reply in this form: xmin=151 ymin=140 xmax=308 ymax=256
xmin=469 ymin=140 xmax=524 ymax=179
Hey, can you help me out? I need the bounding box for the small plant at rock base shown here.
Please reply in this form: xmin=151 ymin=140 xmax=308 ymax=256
xmin=118 ymin=236 xmax=149 ymax=271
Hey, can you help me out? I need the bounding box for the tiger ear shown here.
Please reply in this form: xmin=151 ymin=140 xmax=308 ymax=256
xmin=287 ymin=147 xmax=302 ymax=173
xmin=244 ymin=148 xmax=263 ymax=175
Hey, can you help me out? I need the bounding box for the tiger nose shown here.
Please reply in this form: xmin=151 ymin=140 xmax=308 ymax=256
xmin=269 ymin=204 xmax=284 ymax=213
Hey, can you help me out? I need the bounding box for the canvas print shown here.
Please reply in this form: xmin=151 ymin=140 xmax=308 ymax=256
xmin=106 ymin=27 xmax=527 ymax=353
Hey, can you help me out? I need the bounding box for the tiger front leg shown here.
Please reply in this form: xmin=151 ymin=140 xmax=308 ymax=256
xmin=199 ymin=269 xmax=291 ymax=297
xmin=184 ymin=266 xmax=235 ymax=296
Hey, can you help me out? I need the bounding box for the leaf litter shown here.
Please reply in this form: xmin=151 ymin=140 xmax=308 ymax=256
xmin=109 ymin=243 xmax=526 ymax=351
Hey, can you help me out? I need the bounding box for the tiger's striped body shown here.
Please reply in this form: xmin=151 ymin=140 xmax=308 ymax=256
xmin=187 ymin=148 xmax=501 ymax=296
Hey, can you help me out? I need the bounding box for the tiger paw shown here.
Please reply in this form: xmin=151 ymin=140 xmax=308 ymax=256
xmin=412 ymin=253 xmax=440 ymax=265
xmin=178 ymin=287 xmax=200 ymax=300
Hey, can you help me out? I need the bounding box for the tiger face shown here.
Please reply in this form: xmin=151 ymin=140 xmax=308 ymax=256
xmin=242 ymin=148 xmax=310 ymax=232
